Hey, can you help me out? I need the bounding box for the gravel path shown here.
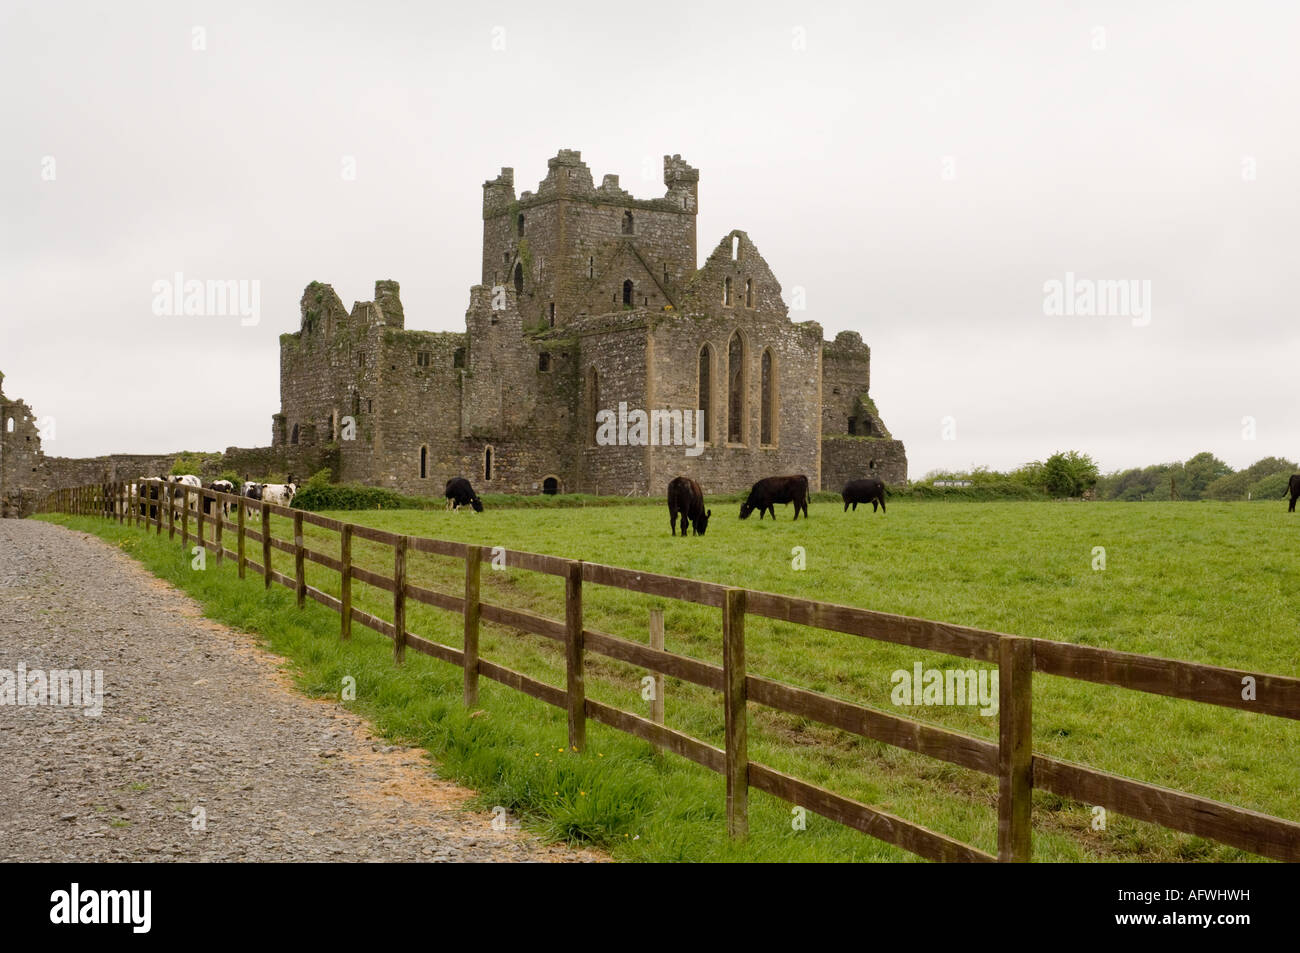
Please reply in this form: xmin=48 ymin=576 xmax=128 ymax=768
xmin=0 ymin=519 xmax=601 ymax=862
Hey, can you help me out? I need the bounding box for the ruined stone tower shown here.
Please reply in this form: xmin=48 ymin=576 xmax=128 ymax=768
xmin=274 ymin=149 xmax=907 ymax=496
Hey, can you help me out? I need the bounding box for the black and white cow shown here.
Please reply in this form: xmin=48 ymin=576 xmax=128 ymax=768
xmin=206 ymin=480 xmax=235 ymax=517
xmin=167 ymin=474 xmax=202 ymax=512
xmin=260 ymin=483 xmax=297 ymax=508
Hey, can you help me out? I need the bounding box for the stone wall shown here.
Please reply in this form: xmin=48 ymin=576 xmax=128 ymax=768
xmin=820 ymin=435 xmax=909 ymax=490
xmin=0 ymin=374 xmax=44 ymax=515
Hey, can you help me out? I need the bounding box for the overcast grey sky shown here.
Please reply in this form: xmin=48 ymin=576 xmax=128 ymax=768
xmin=3 ymin=0 xmax=1296 ymax=477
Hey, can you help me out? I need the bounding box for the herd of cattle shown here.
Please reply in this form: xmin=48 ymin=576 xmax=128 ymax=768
xmin=441 ymin=472 xmax=888 ymax=537
xmin=669 ymin=474 xmax=887 ymax=535
xmin=132 ymin=475 xmax=298 ymax=519
xmin=127 ymin=471 xmax=1300 ymax=532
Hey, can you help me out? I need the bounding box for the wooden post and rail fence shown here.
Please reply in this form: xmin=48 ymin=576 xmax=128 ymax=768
xmin=35 ymin=480 xmax=1300 ymax=862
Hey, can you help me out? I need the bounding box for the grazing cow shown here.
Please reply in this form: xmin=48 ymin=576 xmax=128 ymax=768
xmin=1288 ymin=474 xmax=1300 ymax=513
xmin=667 ymin=476 xmax=710 ymax=536
xmin=842 ymin=477 xmax=887 ymax=514
xmin=444 ymin=477 xmax=484 ymax=512
xmin=260 ymin=483 xmax=297 ymax=508
xmin=740 ymin=475 xmax=809 ymax=521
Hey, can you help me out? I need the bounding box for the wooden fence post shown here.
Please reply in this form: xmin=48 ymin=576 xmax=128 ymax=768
xmin=649 ymin=608 xmax=665 ymax=725
xmin=169 ymin=484 xmax=177 ymax=540
xmin=998 ymin=635 xmax=1034 ymax=862
xmin=723 ymin=587 xmax=749 ymax=839
xmin=194 ymin=488 xmax=203 ymax=550
xmin=392 ymin=536 xmax=408 ymax=664
xmin=214 ymin=493 xmax=223 ymax=565
xmin=155 ymin=483 xmax=163 ymax=535
xmin=293 ymin=511 xmax=305 ymax=608
xmin=565 ymin=560 xmax=585 ymax=752
xmin=261 ymin=503 xmax=272 ymax=589
xmin=181 ymin=486 xmax=190 ymax=547
xmin=237 ymin=499 xmax=246 ymax=579
xmin=339 ymin=524 xmax=352 ymax=640
xmin=463 ymin=545 xmax=482 ymax=706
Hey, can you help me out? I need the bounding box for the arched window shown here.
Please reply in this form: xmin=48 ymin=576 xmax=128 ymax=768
xmin=723 ymin=277 xmax=732 ymax=306
xmin=517 ymin=213 xmax=525 ymax=236
xmin=622 ymin=210 xmax=634 ymax=234
xmin=419 ymin=446 xmax=428 ymax=479
xmin=697 ymin=344 xmax=713 ymax=444
xmin=542 ymin=476 xmax=559 ymax=495
xmin=513 ymin=262 xmax=524 ymax=294
xmin=484 ymin=446 xmax=493 ymax=481
xmin=622 ymin=280 xmax=633 ymax=306
xmin=587 ymin=367 xmax=600 ymax=445
xmin=727 ymin=331 xmax=746 ymax=444
xmin=290 ymin=423 xmax=299 ymax=446
xmin=731 ymin=235 xmax=740 ymax=260
xmin=5 ymin=417 xmax=13 ymax=433
xmin=746 ymin=278 xmax=753 ymax=308
xmin=760 ymin=349 xmax=775 ymax=446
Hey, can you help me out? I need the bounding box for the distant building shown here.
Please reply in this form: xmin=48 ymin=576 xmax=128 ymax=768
xmin=275 ymin=149 xmax=907 ymax=495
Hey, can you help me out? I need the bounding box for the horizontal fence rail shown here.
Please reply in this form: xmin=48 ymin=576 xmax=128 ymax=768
xmin=37 ymin=480 xmax=1300 ymax=862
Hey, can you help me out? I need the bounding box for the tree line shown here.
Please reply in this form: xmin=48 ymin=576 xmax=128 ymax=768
xmin=923 ymin=452 xmax=1296 ymax=501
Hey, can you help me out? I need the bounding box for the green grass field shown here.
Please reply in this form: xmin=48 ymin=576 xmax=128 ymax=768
xmin=41 ymin=498 xmax=1300 ymax=862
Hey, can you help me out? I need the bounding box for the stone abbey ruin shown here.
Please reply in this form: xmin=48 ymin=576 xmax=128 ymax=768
xmin=1 ymin=149 xmax=906 ymax=515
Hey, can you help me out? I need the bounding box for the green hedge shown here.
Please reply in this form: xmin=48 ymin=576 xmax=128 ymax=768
xmin=291 ymin=482 xmax=417 ymax=512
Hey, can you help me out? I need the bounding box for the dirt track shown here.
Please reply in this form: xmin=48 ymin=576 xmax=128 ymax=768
xmin=0 ymin=518 xmax=600 ymax=862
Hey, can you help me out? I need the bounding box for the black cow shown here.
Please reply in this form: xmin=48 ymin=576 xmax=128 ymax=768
xmin=842 ymin=477 xmax=887 ymax=514
xmin=138 ymin=479 xmax=161 ymax=520
xmin=1288 ymin=474 xmax=1300 ymax=512
xmin=445 ymin=477 xmax=484 ymax=512
xmin=667 ymin=476 xmax=711 ymax=536
xmin=740 ymin=474 xmax=809 ymax=521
